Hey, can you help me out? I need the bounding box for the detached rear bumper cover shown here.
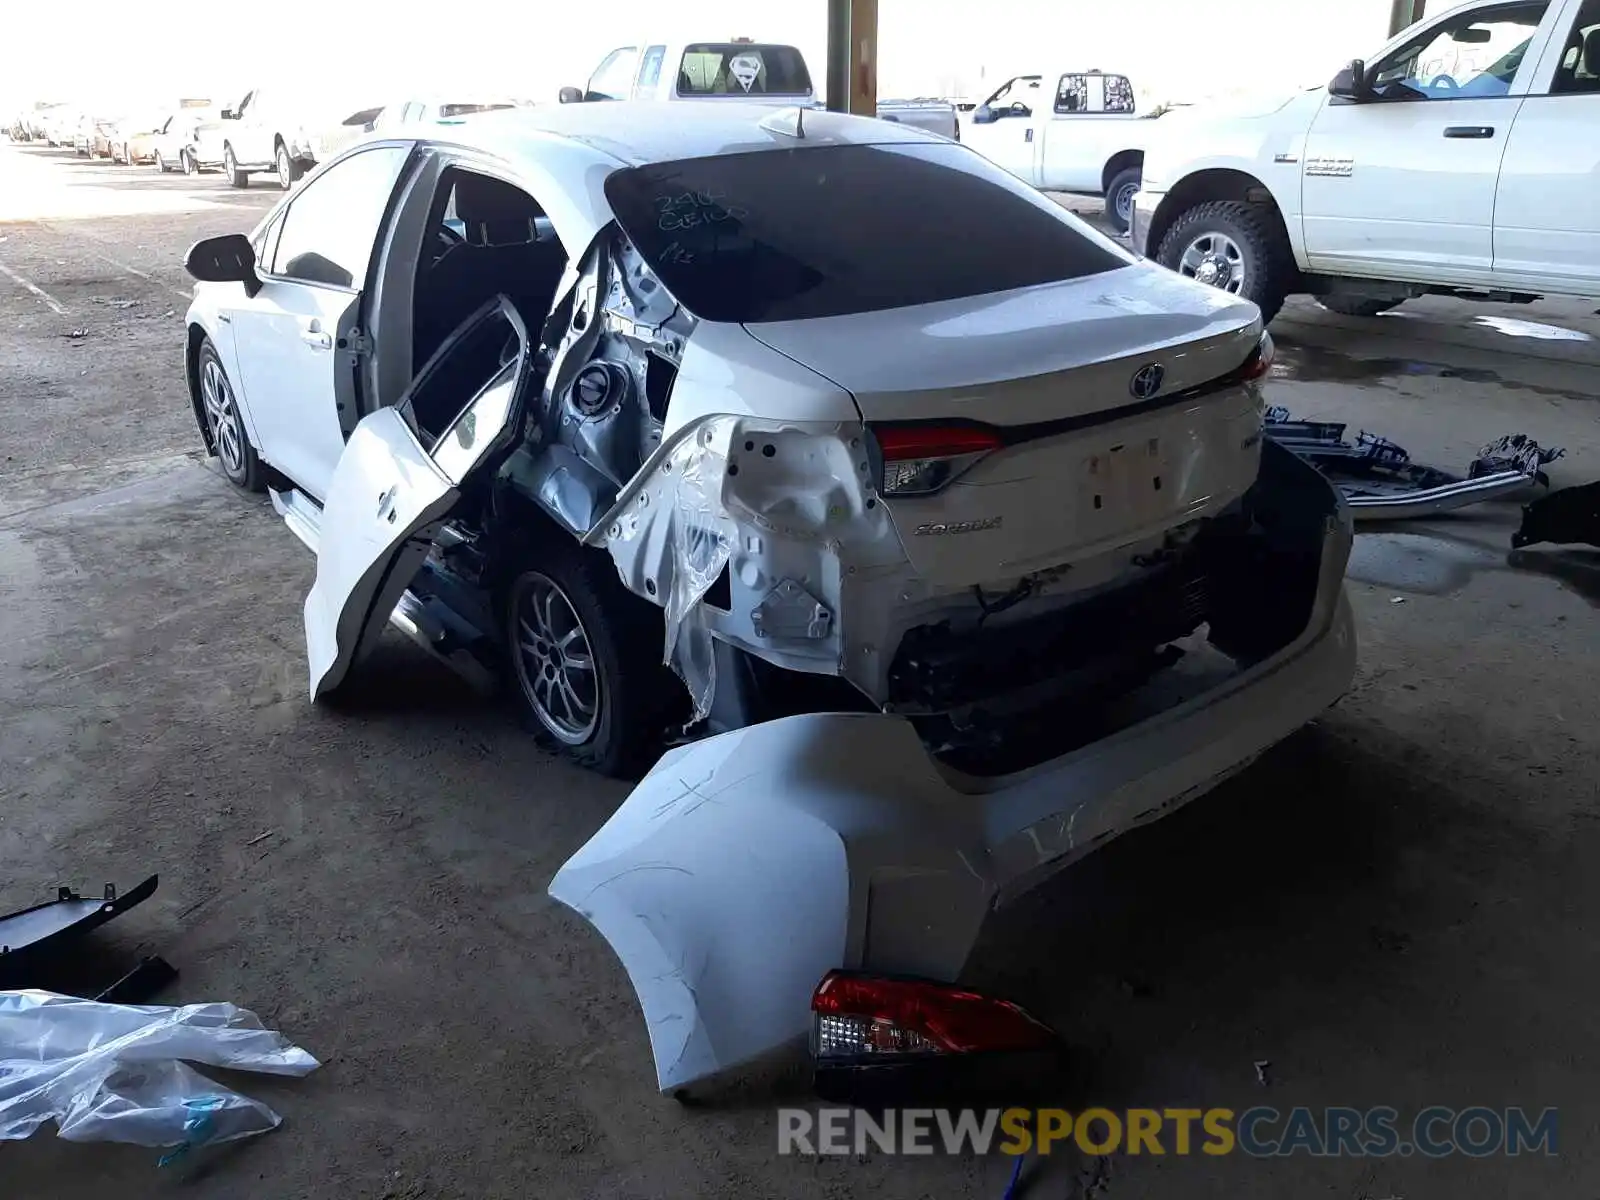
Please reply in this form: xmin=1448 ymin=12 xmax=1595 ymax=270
xmin=549 ymin=516 xmax=1355 ymax=1093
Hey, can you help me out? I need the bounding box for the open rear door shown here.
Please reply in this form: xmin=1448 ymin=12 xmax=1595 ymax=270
xmin=303 ymin=296 xmax=533 ymax=700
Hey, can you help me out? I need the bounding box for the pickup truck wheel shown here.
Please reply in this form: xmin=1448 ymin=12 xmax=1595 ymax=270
xmin=1156 ymin=200 xmax=1292 ymax=323
xmin=503 ymin=544 xmax=681 ymax=779
xmin=196 ymin=338 xmax=264 ymax=492
xmin=224 ymin=145 xmax=249 ymax=188
xmin=1105 ymin=167 xmax=1141 ymax=235
xmin=1318 ymin=295 xmax=1404 ymax=318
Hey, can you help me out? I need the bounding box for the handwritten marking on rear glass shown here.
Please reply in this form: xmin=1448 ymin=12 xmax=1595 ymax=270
xmin=654 ymin=190 xmax=747 ymax=232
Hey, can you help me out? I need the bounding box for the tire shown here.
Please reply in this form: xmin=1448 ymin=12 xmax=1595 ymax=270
xmin=1318 ymin=295 xmax=1404 ymax=318
xmin=224 ymin=145 xmax=249 ymax=188
xmin=1156 ymin=199 xmax=1294 ymax=324
xmin=275 ymin=142 xmax=303 ymax=190
xmin=501 ymin=541 xmax=683 ymax=779
xmin=196 ymin=338 xmax=264 ymax=492
xmin=1104 ymin=166 xmax=1142 ymax=236
xmin=154 ymin=150 xmax=166 ymax=172
xmin=182 ymin=149 xmax=198 ymax=175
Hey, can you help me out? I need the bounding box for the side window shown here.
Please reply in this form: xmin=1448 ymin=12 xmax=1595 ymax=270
xmin=987 ymin=76 xmax=1041 ymax=118
xmin=1368 ymin=1 xmax=1550 ymax=99
xmin=635 ymin=45 xmax=667 ymax=98
xmin=1551 ymin=0 xmax=1600 ymax=93
xmin=588 ymin=46 xmax=640 ymax=101
xmin=1054 ymin=74 xmax=1089 ymax=113
xmin=401 ymin=303 xmax=525 ymax=453
xmin=269 ymin=145 xmax=410 ymax=288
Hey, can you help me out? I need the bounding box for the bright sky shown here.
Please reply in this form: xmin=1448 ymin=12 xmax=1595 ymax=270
xmin=1 ymin=0 xmax=1394 ymax=114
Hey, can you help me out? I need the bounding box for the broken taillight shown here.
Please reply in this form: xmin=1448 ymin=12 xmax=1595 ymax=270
xmin=870 ymin=424 xmax=1004 ymax=498
xmin=811 ymin=971 xmax=1057 ymax=1060
xmin=1233 ymin=331 xmax=1275 ymax=382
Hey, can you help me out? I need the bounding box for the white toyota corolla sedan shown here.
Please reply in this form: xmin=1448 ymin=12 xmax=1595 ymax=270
xmin=183 ymin=102 xmax=1357 ymax=1089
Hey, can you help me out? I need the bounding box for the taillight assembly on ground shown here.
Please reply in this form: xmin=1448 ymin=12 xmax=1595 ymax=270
xmin=871 ymin=424 xmax=1004 ymax=497
xmin=811 ymin=971 xmax=1057 ymax=1060
xmin=810 ymin=972 xmax=1065 ymax=1104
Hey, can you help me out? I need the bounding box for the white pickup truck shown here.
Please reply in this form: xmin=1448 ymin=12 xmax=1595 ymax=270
xmin=560 ymin=39 xmax=959 ymax=140
xmin=961 ymin=70 xmax=1154 ymax=232
xmin=1133 ymin=0 xmax=1600 ymax=322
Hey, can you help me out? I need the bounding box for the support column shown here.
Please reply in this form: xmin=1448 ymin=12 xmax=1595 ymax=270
xmin=825 ymin=0 xmax=879 ymax=115
xmin=1389 ymin=0 xmax=1426 ymax=36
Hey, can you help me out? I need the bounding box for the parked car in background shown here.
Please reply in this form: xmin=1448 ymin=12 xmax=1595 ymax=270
xmin=190 ymin=112 xmax=230 ymax=173
xmin=40 ymin=106 xmax=76 ymax=145
xmin=89 ymin=116 xmax=120 ymax=159
xmin=218 ymin=88 xmax=372 ymax=189
xmin=1134 ymin=0 xmax=1600 ymax=322
xmin=72 ymin=115 xmax=98 ymax=155
xmin=962 ymin=70 xmax=1154 ymax=233
xmin=561 ymin=39 xmax=960 ymax=139
xmin=110 ymin=112 xmax=169 ymax=165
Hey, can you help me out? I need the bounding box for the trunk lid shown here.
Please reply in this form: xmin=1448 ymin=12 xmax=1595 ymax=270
xmin=744 ymin=264 xmax=1266 ymax=585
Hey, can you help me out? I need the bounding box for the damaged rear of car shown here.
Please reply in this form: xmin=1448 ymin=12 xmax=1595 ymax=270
xmin=187 ymin=106 xmax=1356 ymax=1095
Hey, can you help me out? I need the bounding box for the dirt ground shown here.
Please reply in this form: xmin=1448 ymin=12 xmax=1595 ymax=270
xmin=2 ymin=141 xmax=1598 ymax=1199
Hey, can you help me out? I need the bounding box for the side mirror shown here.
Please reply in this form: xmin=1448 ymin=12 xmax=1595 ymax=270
xmin=220 ymin=109 xmax=237 ymax=120
xmin=184 ymin=233 xmax=261 ymax=298
xmin=558 ymin=86 xmax=583 ymax=104
xmin=972 ymin=104 xmax=993 ymax=124
xmin=1329 ymin=59 xmax=1369 ymax=100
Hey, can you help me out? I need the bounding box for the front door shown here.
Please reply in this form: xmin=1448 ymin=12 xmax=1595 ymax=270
xmin=305 ymin=298 xmax=531 ymax=700
xmin=965 ymin=75 xmax=1044 ymax=184
xmin=1300 ymin=0 xmax=1552 ymax=282
xmin=228 ymin=143 xmax=413 ymax=499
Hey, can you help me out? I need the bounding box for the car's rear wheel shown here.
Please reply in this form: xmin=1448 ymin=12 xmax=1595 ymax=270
xmin=182 ymin=149 xmax=198 ymax=175
xmin=1105 ymin=166 xmax=1141 ymax=236
xmin=503 ymin=542 xmax=681 ymax=779
xmin=224 ymin=145 xmax=248 ymax=188
xmin=1318 ymin=295 xmax=1404 ymax=318
xmin=154 ymin=150 xmax=167 ymax=172
xmin=197 ymin=338 xmax=264 ymax=492
xmin=1156 ymin=200 xmax=1294 ymax=324
xmin=276 ymin=143 xmax=303 ymax=190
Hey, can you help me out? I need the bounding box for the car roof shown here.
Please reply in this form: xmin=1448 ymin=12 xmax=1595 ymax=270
xmin=444 ymin=100 xmax=938 ymax=167
xmin=414 ymin=101 xmax=946 ymax=250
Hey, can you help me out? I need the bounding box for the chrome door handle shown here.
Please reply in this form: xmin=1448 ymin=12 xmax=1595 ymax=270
xmin=301 ymin=329 xmax=332 ymax=349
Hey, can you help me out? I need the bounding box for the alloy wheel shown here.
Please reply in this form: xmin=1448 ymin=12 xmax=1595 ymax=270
xmin=1178 ymin=231 xmax=1247 ymax=295
xmin=511 ymin=572 xmax=601 ymax=745
xmin=277 ymin=146 xmax=292 ymax=189
xmin=200 ymin=357 xmax=246 ymax=478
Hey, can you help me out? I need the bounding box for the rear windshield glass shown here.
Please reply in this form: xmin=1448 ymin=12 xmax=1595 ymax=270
xmin=603 ymin=142 xmax=1127 ymax=323
xmin=676 ymin=44 xmax=812 ymax=97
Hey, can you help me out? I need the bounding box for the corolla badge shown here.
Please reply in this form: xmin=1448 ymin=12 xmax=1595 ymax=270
xmin=913 ymin=517 xmax=1003 ymax=537
xmin=1130 ymin=363 xmax=1166 ymax=400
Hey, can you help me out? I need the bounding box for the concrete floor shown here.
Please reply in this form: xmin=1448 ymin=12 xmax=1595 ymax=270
xmin=2 ymin=143 xmax=1598 ymax=1199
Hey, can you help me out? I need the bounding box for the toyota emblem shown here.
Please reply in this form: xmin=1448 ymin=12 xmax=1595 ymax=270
xmin=1130 ymin=364 xmax=1166 ymax=400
